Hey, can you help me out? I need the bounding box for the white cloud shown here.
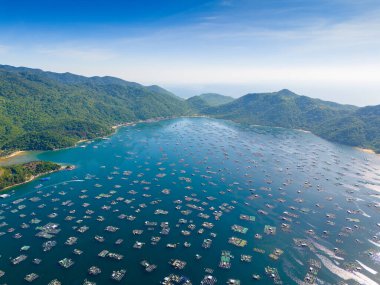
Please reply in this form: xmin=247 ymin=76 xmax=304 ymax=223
xmin=1 ymin=4 xmax=379 ymax=105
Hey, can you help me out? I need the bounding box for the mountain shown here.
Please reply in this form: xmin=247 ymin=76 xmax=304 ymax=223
xmin=0 ymin=65 xmax=189 ymax=154
xmin=315 ymin=105 xmax=380 ymax=152
xmin=198 ymin=93 xmax=234 ymax=106
xmin=202 ymin=89 xmax=380 ymax=153
xmin=0 ymin=65 xmax=378 ymax=154
xmin=186 ymin=96 xmax=211 ymax=112
xmin=186 ymin=93 xmax=234 ymax=112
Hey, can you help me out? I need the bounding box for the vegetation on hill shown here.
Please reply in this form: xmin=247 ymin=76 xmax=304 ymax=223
xmin=186 ymin=93 xmax=234 ymax=112
xmin=0 ymin=65 xmax=190 ymax=154
xmin=186 ymin=96 xmax=211 ymax=113
xmin=0 ymin=65 xmax=378 ymax=154
xmin=198 ymin=93 xmax=234 ymax=106
xmin=0 ymin=161 xmax=61 ymax=190
xmin=202 ymin=89 xmax=380 ymax=153
xmin=314 ymin=105 xmax=380 ymax=152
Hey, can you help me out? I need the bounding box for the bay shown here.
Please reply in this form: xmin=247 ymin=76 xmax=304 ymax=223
xmin=0 ymin=117 xmax=379 ymax=285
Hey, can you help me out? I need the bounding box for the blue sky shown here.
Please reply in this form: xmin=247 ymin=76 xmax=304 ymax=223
xmin=0 ymin=0 xmax=379 ymax=105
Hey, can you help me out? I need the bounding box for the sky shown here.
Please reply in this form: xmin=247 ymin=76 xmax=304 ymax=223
xmin=0 ymin=0 xmax=379 ymax=106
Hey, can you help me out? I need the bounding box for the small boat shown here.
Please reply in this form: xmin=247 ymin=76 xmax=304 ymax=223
xmin=40 ymin=177 xmax=51 ymax=181
xmin=252 ymin=274 xmax=261 ymax=280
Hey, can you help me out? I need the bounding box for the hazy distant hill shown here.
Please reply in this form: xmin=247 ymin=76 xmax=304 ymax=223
xmin=0 ymin=65 xmax=189 ymax=153
xmin=186 ymin=93 xmax=234 ymax=112
xmin=186 ymin=96 xmax=211 ymax=112
xmin=202 ymin=89 xmax=380 ymax=153
xmin=198 ymin=93 xmax=234 ymax=106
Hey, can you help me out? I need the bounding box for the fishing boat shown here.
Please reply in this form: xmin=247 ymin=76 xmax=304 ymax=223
xmin=24 ymin=273 xmax=39 ymax=282
xmin=111 ymin=269 xmax=126 ymax=281
xmin=201 ymin=275 xmax=217 ymax=285
xmin=88 ymin=266 xmax=101 ymax=275
xmin=219 ymin=251 xmax=232 ymax=269
xmin=140 ymin=260 xmax=157 ymax=272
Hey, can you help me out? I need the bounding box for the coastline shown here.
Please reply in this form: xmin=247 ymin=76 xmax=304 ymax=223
xmin=0 ymin=150 xmax=26 ymax=161
xmin=217 ymin=117 xmax=380 ymax=156
xmin=0 ymin=165 xmax=68 ymax=192
xmin=0 ymin=116 xmax=378 ymax=167
xmin=355 ymin=147 xmax=377 ymax=155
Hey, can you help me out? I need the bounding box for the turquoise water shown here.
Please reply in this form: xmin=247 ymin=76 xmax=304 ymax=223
xmin=0 ymin=118 xmax=379 ymax=285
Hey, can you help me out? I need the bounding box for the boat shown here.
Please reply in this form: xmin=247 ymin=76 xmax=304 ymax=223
xmin=115 ymin=238 xmax=124 ymax=245
xmin=11 ymin=254 xmax=27 ymax=265
xmin=42 ymin=240 xmax=57 ymax=251
xmin=24 ymin=273 xmax=39 ymax=282
xmin=65 ymin=236 xmax=78 ymax=245
xmin=252 ymin=274 xmax=261 ymax=280
xmin=169 ymin=259 xmax=187 ymax=269
xmin=160 ymin=274 xmax=192 ymax=285
xmin=201 ymin=275 xmax=217 ymax=285
xmin=140 ymin=260 xmax=157 ymax=272
xmin=226 ymin=279 xmax=240 ymax=285
xmin=111 ymin=269 xmax=126 ymax=281
xmin=88 ymin=266 xmax=101 ymax=275
xmin=219 ymin=251 xmax=232 ymax=269
xmin=265 ymin=266 xmax=282 ymax=284
xmin=20 ymin=245 xmax=30 ymax=251
xmin=94 ymin=235 xmax=104 ymax=242
xmin=40 ymin=177 xmax=51 ymax=181
xmin=58 ymin=258 xmax=74 ymax=268
xmin=202 ymin=239 xmax=212 ymax=248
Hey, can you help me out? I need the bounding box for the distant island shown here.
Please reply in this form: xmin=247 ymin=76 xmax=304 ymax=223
xmin=0 ymin=64 xmax=379 ymax=155
xmin=0 ymin=161 xmax=64 ymax=191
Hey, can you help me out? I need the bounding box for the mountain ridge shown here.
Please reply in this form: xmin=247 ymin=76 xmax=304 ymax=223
xmin=201 ymin=90 xmax=379 ymax=153
xmin=0 ymin=64 xmax=379 ymax=154
xmin=0 ymin=64 xmax=190 ymax=155
xmin=186 ymin=93 xmax=235 ymax=112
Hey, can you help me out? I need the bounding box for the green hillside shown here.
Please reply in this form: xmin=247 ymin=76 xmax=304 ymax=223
xmin=186 ymin=93 xmax=235 ymax=112
xmin=198 ymin=93 xmax=234 ymax=106
xmin=186 ymin=96 xmax=211 ymax=113
xmin=315 ymin=105 xmax=380 ymax=152
xmin=0 ymin=161 xmax=61 ymax=190
xmin=0 ymin=65 xmax=378 ymax=154
xmin=0 ymin=65 xmax=189 ymax=154
xmin=202 ymin=89 xmax=380 ymax=153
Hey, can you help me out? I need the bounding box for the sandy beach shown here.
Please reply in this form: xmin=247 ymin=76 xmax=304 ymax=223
xmin=355 ymin=147 xmax=377 ymax=155
xmin=0 ymin=150 xmax=26 ymax=161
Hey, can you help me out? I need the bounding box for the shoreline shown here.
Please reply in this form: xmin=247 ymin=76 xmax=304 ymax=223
xmin=0 ymin=116 xmax=378 ymax=165
xmin=0 ymin=165 xmax=69 ymax=192
xmin=0 ymin=150 xmax=26 ymax=161
xmin=355 ymin=147 xmax=378 ymax=155
xmin=0 ymin=116 xmax=208 ymax=163
xmin=110 ymin=115 xmax=207 ymax=130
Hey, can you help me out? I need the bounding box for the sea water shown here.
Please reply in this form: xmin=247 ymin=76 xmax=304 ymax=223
xmin=0 ymin=118 xmax=379 ymax=285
